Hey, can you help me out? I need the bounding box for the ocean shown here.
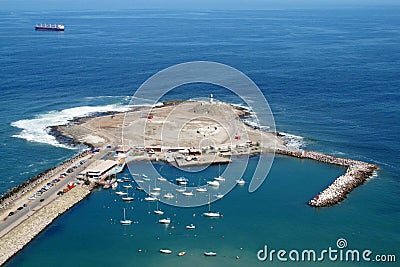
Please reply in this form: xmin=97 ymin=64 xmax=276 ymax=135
xmin=0 ymin=8 xmax=399 ymax=266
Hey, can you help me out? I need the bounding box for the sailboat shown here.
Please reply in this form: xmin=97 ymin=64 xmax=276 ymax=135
xmin=122 ymin=188 xmax=134 ymax=201
xmin=120 ymin=208 xmax=132 ymax=225
xmin=144 ymin=185 xmax=158 ymax=202
xmin=203 ymin=194 xmax=222 ymax=217
xmin=153 ymin=178 xmax=161 ymax=191
xmin=154 ymin=201 xmax=164 ymax=215
xmin=115 ymin=182 xmax=128 ymax=196
xmin=214 ymin=164 xmax=225 ymax=181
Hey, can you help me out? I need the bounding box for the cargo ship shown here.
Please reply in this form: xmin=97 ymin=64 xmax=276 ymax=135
xmin=35 ymin=24 xmax=64 ymax=31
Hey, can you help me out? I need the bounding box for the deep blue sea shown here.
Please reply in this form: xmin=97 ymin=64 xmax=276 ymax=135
xmin=0 ymin=8 xmax=399 ymax=266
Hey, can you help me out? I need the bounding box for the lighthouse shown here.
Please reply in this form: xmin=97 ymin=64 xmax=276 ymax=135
xmin=209 ymin=94 xmax=214 ymax=103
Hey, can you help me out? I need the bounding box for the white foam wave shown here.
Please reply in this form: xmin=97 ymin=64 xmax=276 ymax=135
xmin=11 ymin=104 xmax=131 ymax=148
xmin=279 ymin=132 xmax=306 ymax=150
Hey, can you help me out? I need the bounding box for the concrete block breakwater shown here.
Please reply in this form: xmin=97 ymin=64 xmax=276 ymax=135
xmin=275 ymin=148 xmax=378 ymax=207
xmin=0 ymin=185 xmax=92 ymax=266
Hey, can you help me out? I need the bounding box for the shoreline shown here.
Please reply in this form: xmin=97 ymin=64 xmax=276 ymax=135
xmin=0 ymin=100 xmax=379 ymax=265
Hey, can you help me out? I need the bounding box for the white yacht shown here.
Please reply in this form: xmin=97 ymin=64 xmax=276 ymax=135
xmin=120 ymin=208 xmax=132 ymax=225
xmin=236 ymin=179 xmax=246 ymax=185
xmin=163 ymin=193 xmax=175 ymax=199
xmin=207 ymin=180 xmax=220 ymax=187
xmin=158 ymin=218 xmax=171 ymax=224
xmin=196 ymin=187 xmax=207 ymax=192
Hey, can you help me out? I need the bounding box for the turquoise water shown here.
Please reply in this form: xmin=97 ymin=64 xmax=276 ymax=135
xmin=7 ymin=155 xmax=364 ymax=267
xmin=1 ymin=8 xmax=399 ymax=266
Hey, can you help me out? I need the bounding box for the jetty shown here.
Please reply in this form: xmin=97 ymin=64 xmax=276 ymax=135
xmin=0 ymin=184 xmax=92 ymax=265
xmin=0 ymin=99 xmax=380 ymax=264
xmin=275 ymin=148 xmax=378 ymax=207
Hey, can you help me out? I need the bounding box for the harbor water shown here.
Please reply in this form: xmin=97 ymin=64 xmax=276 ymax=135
xmin=0 ymin=8 xmax=399 ymax=266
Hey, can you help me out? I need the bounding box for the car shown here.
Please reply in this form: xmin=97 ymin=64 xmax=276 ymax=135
xmin=8 ymin=211 xmax=14 ymax=216
xmin=40 ymin=198 xmax=45 ymax=202
xmin=17 ymin=206 xmax=23 ymax=211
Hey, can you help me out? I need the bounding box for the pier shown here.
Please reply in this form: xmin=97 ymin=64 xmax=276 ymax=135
xmin=275 ymin=148 xmax=378 ymax=207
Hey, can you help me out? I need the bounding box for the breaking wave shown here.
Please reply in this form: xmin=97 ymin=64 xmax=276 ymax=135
xmin=11 ymin=104 xmax=131 ymax=148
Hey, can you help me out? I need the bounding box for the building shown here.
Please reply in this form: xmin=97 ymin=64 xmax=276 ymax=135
xmin=84 ymin=160 xmax=118 ymax=179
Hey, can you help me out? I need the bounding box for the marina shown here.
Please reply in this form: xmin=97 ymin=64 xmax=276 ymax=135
xmin=0 ymin=99 xmax=380 ymax=265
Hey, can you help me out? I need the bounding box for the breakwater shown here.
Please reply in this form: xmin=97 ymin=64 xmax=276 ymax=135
xmin=275 ymin=148 xmax=378 ymax=207
xmin=0 ymin=151 xmax=90 ymax=212
xmin=0 ymin=184 xmax=92 ymax=266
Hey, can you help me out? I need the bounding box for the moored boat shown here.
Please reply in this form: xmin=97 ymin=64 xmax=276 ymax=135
xmin=120 ymin=208 xmax=132 ymax=225
xmin=236 ymin=179 xmax=246 ymax=185
xmin=160 ymin=249 xmax=172 ymax=254
xmin=204 ymin=251 xmax=217 ymax=256
xmin=158 ymin=218 xmax=171 ymax=224
xmin=178 ymin=251 xmax=186 ymax=256
xmin=207 ymin=180 xmax=220 ymax=187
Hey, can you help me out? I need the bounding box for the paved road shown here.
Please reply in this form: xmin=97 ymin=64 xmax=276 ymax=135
xmin=0 ymin=148 xmax=110 ymax=238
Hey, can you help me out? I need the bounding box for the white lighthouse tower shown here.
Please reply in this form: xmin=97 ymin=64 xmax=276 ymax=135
xmin=209 ymin=94 xmax=214 ymax=103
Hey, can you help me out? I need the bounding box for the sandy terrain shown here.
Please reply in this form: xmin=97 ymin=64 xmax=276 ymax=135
xmin=57 ymin=100 xmax=283 ymax=151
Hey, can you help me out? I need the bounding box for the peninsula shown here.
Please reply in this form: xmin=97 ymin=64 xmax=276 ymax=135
xmin=0 ymin=99 xmax=378 ymax=265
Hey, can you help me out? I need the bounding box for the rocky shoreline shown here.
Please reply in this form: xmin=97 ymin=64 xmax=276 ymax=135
xmin=275 ymin=148 xmax=378 ymax=207
xmin=0 ymin=184 xmax=92 ymax=266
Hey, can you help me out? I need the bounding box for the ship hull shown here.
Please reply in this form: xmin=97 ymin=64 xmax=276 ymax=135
xmin=35 ymin=27 xmax=64 ymax=31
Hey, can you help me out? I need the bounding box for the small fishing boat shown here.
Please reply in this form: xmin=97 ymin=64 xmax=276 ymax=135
xmin=136 ymin=186 xmax=144 ymax=191
xmin=178 ymin=251 xmax=186 ymax=256
xmin=160 ymin=249 xmax=172 ymax=254
xmin=185 ymin=224 xmax=196 ymax=229
xmin=115 ymin=191 xmax=128 ymax=196
xmin=123 ymin=178 xmax=131 ymax=182
xmin=204 ymin=252 xmax=217 ymax=256
xmin=142 ymin=174 xmax=148 ymax=178
xmin=157 ymin=177 xmax=167 ymax=182
xmin=123 ymin=184 xmax=132 ymax=189
xmin=150 ymin=191 xmax=160 ymax=196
